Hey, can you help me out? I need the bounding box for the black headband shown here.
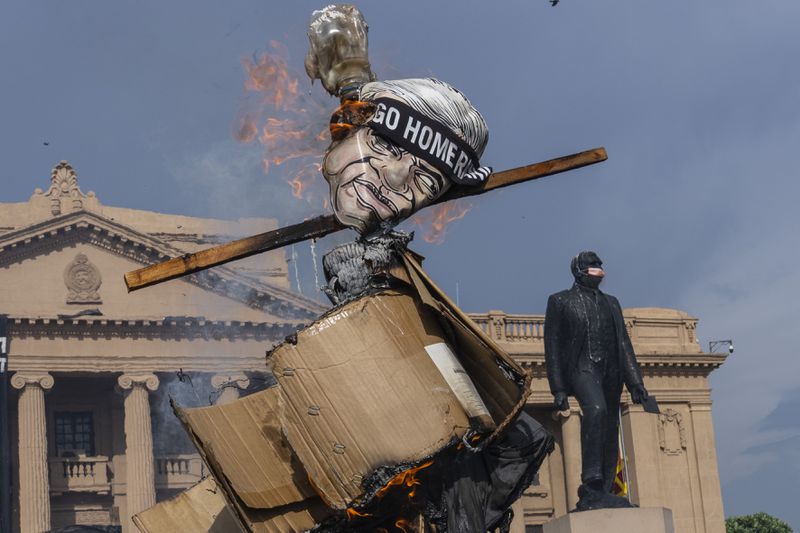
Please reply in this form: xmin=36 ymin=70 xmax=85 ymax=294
xmin=366 ymin=97 xmax=491 ymax=186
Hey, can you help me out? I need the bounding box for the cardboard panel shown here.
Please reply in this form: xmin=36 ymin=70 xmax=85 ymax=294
xmin=133 ymin=477 xmax=330 ymax=533
xmin=175 ymin=386 xmax=315 ymax=509
xmin=271 ymin=290 xmax=473 ymax=509
xmin=133 ymin=477 xmax=241 ymax=533
xmin=242 ymin=499 xmax=332 ymax=533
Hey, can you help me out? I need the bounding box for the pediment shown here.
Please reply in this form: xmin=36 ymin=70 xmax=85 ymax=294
xmin=0 ymin=211 xmax=325 ymax=321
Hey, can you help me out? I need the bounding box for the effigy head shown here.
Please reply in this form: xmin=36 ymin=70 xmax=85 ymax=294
xmin=323 ymin=78 xmax=490 ymax=234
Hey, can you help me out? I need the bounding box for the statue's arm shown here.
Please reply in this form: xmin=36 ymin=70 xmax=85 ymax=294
xmin=544 ymin=294 xmax=568 ymax=395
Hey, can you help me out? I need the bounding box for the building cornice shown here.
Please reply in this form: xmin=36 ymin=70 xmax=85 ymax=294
xmin=6 ymin=315 xmax=302 ymax=343
xmin=9 ymin=354 xmax=268 ymax=374
xmin=514 ymin=353 xmax=727 ymax=379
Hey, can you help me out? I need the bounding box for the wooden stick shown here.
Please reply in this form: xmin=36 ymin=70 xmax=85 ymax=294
xmin=124 ymin=147 xmax=607 ymax=292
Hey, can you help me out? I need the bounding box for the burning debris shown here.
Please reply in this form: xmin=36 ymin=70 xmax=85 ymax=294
xmin=127 ymin=4 xmax=610 ymax=532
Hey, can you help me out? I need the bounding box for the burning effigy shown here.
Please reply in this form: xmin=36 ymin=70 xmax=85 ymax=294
xmin=127 ymin=4 xmax=611 ymax=532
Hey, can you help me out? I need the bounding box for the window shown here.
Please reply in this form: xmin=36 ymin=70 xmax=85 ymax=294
xmin=55 ymin=412 xmax=95 ymax=457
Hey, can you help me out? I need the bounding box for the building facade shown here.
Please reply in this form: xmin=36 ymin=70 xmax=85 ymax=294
xmin=0 ymin=162 xmax=726 ymax=533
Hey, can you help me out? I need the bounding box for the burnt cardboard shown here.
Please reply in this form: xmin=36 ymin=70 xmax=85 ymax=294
xmin=269 ymin=254 xmax=530 ymax=510
xmin=271 ymin=289 xmax=474 ymax=509
xmin=174 ymin=386 xmax=315 ymax=510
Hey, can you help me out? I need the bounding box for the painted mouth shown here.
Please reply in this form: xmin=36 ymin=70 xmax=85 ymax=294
xmin=353 ymin=178 xmax=400 ymax=218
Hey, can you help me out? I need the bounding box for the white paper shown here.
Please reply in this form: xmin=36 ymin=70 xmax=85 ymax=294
xmin=425 ymin=342 xmax=491 ymax=420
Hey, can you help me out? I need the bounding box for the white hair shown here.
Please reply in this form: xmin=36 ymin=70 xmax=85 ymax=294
xmin=359 ymin=78 xmax=489 ymax=159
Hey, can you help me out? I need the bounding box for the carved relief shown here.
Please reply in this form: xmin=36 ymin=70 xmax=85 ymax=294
xmin=686 ymin=321 xmax=698 ymax=344
xmin=658 ymin=408 xmax=687 ymax=456
xmin=11 ymin=372 xmax=55 ymax=391
xmin=64 ymin=253 xmax=102 ymax=304
xmin=47 ymin=161 xmax=87 ymax=216
xmin=117 ymin=373 xmax=160 ymax=392
xmin=488 ymin=312 xmax=507 ymax=341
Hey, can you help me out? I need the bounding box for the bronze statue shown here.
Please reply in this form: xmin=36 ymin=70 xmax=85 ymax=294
xmin=544 ymin=251 xmax=649 ymax=511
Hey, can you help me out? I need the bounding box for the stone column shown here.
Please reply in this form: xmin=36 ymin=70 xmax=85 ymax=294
xmin=556 ymin=406 xmax=582 ymax=510
xmin=117 ymin=374 xmax=159 ymax=529
xmin=211 ymin=373 xmax=250 ymax=405
xmin=11 ymin=372 xmax=54 ymax=533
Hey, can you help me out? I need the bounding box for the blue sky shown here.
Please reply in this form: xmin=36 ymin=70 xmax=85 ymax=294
xmin=2 ymin=1 xmax=799 ymax=527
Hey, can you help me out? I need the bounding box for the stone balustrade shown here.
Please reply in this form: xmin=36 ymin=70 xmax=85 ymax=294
xmin=49 ymin=456 xmax=111 ymax=495
xmin=467 ymin=307 xmax=702 ymax=354
xmin=155 ymin=455 xmax=206 ymax=489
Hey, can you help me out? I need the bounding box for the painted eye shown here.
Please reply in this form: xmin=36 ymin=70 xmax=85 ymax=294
xmin=414 ymin=168 xmax=442 ymax=199
xmin=371 ymin=134 xmax=403 ymax=158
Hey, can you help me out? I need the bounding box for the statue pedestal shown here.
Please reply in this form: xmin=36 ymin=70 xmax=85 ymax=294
xmin=543 ymin=508 xmax=674 ymax=533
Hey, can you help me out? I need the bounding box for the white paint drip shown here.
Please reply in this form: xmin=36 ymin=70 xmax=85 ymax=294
xmin=310 ymin=238 xmax=320 ymax=292
xmin=291 ymin=244 xmax=302 ymax=294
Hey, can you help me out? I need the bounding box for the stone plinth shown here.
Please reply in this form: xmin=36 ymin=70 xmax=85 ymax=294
xmin=543 ymin=508 xmax=674 ymax=533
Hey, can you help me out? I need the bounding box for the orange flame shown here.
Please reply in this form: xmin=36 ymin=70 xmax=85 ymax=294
xmin=411 ymin=201 xmax=472 ymax=244
xmin=346 ymin=507 xmax=372 ymax=520
xmin=376 ymin=460 xmax=433 ymax=500
xmin=329 ymin=100 xmax=376 ymax=141
xmin=235 ymin=41 xmax=330 ymax=207
xmin=242 ymin=41 xmax=299 ymax=108
xmin=395 ymin=519 xmax=412 ymax=532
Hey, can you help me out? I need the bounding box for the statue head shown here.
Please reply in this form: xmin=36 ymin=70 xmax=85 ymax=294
xmin=571 ymin=250 xmax=605 ymax=289
xmin=322 ymin=78 xmax=490 ymax=234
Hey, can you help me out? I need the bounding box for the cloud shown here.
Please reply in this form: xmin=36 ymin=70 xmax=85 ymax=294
xmin=760 ymin=388 xmax=800 ymax=432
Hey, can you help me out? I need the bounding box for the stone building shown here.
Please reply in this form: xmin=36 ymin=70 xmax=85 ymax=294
xmin=0 ymin=162 xmax=726 ymax=533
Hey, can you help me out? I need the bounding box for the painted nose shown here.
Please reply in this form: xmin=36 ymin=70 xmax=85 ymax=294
xmin=379 ymin=159 xmax=411 ymax=191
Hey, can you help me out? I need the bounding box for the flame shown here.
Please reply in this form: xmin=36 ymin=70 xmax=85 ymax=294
xmin=329 ymin=100 xmax=376 ymax=141
xmin=395 ymin=519 xmax=412 ymax=532
xmin=346 ymin=508 xmax=372 ymax=520
xmin=235 ymin=41 xmax=331 ymax=207
xmin=376 ymin=460 xmax=433 ymax=500
xmin=242 ymin=41 xmax=298 ymax=107
xmin=411 ymin=201 xmax=472 ymax=244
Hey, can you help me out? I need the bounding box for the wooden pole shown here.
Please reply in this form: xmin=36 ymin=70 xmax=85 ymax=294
xmin=124 ymin=147 xmax=607 ymax=292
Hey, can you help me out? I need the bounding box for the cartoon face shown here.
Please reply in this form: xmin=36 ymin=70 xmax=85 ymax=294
xmin=322 ymin=127 xmax=451 ymax=234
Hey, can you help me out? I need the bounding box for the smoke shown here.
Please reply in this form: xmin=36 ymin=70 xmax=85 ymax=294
xmin=151 ymin=370 xmax=278 ymax=457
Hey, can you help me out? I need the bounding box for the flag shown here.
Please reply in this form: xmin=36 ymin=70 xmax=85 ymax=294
xmin=613 ymin=430 xmax=628 ymax=497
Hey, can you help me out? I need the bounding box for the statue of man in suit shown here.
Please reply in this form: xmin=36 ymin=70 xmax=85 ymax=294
xmin=544 ymin=251 xmax=649 ymax=510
